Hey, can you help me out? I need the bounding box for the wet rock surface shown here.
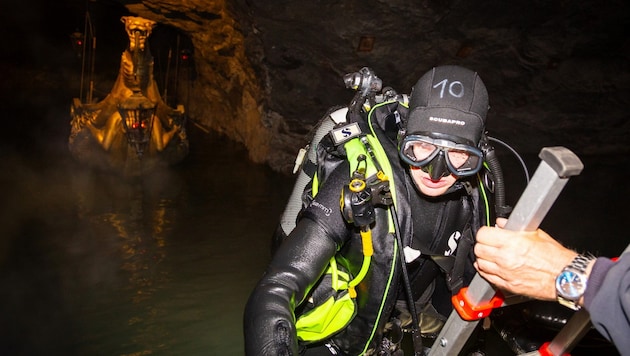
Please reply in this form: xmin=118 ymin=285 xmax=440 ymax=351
xmin=4 ymin=0 xmax=629 ymax=172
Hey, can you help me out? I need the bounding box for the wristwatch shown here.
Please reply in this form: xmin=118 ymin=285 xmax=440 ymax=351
xmin=555 ymin=254 xmax=596 ymax=310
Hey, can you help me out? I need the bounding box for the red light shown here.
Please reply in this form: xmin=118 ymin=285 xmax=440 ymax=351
xmin=180 ymin=49 xmax=191 ymax=62
xmin=76 ymin=39 xmax=83 ymax=46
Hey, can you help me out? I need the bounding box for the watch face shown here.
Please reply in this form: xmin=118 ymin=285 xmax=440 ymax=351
xmin=556 ymin=270 xmax=586 ymax=299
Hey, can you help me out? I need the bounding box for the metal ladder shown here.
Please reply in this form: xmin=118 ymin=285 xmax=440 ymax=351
xmin=428 ymin=146 xmax=595 ymax=356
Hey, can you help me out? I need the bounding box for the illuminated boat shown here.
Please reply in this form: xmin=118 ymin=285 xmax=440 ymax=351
xmin=69 ymin=16 xmax=188 ymax=173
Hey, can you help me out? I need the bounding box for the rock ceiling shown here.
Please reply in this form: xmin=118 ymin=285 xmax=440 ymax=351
xmin=186 ymin=0 xmax=630 ymax=173
xmin=10 ymin=0 xmax=630 ymax=173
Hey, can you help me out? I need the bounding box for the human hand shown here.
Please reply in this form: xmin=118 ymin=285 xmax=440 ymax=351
xmin=473 ymin=219 xmax=577 ymax=301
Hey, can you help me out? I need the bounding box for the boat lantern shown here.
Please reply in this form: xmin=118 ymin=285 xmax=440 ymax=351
xmin=118 ymin=92 xmax=156 ymax=157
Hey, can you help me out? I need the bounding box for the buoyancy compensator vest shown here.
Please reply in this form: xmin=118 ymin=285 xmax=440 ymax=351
xmin=292 ymin=96 xmax=407 ymax=344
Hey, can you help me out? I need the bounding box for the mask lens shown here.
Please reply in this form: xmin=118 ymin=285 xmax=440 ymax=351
xmin=446 ymin=151 xmax=481 ymax=176
xmin=403 ymin=140 xmax=438 ymax=163
xmin=447 ymin=150 xmax=469 ymax=168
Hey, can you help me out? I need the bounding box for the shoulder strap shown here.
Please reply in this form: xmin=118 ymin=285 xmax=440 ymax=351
xmin=445 ymin=225 xmax=474 ymax=293
xmin=444 ymin=180 xmax=491 ymax=293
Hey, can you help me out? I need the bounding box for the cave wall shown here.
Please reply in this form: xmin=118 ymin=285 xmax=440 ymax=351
xmin=120 ymin=0 xmax=630 ymax=173
xmin=121 ymin=0 xmax=274 ymax=167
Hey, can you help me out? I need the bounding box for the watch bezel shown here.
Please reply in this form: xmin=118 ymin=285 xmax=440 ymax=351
xmin=555 ymin=254 xmax=596 ymax=310
xmin=555 ymin=268 xmax=587 ymax=300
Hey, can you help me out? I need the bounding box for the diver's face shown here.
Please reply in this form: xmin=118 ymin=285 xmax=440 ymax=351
xmin=409 ymin=165 xmax=457 ymax=196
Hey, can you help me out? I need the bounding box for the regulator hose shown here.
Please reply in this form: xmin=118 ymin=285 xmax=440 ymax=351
xmin=390 ymin=205 xmax=425 ymax=355
xmin=483 ymin=142 xmax=512 ymax=218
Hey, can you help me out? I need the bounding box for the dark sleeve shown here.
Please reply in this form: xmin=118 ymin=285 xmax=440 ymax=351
xmin=243 ymin=219 xmax=338 ymax=355
xmin=299 ymin=162 xmax=352 ymax=245
xmin=583 ymin=252 xmax=630 ymax=353
xmin=243 ymin=166 xmax=350 ymax=355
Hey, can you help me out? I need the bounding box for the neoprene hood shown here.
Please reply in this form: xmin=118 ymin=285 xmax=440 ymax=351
xmin=406 ymin=65 xmax=489 ymax=146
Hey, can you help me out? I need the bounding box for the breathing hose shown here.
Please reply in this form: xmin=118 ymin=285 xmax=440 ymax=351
xmin=390 ymin=205 xmax=425 ymax=355
xmin=357 ymin=136 xmax=425 ymax=356
xmin=483 ymin=144 xmax=511 ymax=218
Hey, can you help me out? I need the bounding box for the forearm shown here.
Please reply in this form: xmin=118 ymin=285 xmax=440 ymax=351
xmin=474 ymin=223 xmax=630 ymax=353
xmin=243 ymin=270 xmax=305 ymax=355
xmin=583 ymin=253 xmax=630 ymax=353
xmin=243 ymin=219 xmax=338 ymax=355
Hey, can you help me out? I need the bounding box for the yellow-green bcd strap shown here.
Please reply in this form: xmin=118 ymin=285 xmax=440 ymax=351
xmin=343 ymin=135 xmax=397 ymax=233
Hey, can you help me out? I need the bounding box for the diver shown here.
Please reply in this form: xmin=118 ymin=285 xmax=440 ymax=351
xmin=244 ymin=65 xmax=500 ymax=355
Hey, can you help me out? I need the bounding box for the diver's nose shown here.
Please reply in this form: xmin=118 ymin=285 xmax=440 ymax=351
xmin=421 ymin=151 xmax=450 ymax=180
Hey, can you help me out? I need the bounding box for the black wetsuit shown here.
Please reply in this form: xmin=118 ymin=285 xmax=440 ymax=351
xmin=244 ymin=103 xmax=491 ymax=355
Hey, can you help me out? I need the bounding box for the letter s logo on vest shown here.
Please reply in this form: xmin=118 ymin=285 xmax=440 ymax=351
xmin=444 ymin=231 xmax=462 ymax=256
xmin=330 ymin=122 xmax=362 ymax=145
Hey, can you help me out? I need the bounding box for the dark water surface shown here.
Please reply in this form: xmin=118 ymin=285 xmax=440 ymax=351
xmin=0 ymin=124 xmax=294 ymax=355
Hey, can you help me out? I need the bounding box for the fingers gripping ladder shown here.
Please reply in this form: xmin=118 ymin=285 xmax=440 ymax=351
xmin=428 ymin=146 xmax=585 ymax=356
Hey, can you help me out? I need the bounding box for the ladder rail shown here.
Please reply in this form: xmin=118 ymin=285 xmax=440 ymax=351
xmin=428 ymin=147 xmax=584 ymax=356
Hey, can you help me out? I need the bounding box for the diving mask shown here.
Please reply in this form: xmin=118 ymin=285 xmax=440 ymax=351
xmin=399 ymin=134 xmax=483 ymax=178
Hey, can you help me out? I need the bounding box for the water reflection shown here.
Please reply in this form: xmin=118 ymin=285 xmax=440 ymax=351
xmin=70 ymin=168 xmax=181 ymax=355
xmin=1 ymin=130 xmax=293 ymax=355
